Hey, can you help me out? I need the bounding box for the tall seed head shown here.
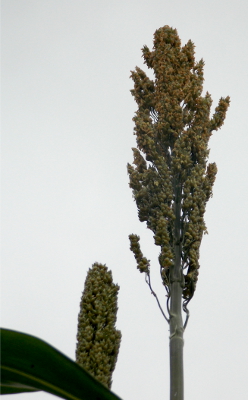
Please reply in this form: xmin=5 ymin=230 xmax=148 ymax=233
xmin=128 ymin=25 xmax=230 ymax=302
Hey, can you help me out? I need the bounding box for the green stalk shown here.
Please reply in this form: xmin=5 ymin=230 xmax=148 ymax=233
xmin=169 ymin=282 xmax=184 ymax=400
xmin=169 ymin=180 xmax=184 ymax=400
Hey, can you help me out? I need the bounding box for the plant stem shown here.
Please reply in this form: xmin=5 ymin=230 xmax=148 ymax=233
xmin=169 ymin=178 xmax=184 ymax=400
xmin=169 ymin=281 xmax=184 ymax=400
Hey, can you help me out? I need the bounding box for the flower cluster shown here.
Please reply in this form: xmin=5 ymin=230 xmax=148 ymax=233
xmin=129 ymin=234 xmax=150 ymax=273
xmin=128 ymin=25 xmax=230 ymax=302
xmin=76 ymin=263 xmax=121 ymax=389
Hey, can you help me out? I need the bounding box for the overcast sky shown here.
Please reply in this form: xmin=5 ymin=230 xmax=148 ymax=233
xmin=2 ymin=1 xmax=248 ymax=400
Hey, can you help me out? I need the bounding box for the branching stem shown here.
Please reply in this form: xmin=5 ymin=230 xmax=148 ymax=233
xmin=145 ymin=271 xmax=170 ymax=323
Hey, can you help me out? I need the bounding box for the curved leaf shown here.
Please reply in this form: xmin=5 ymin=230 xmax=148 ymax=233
xmin=0 ymin=328 xmax=123 ymax=400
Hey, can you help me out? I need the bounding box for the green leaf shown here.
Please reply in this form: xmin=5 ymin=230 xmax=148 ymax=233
xmin=0 ymin=328 xmax=123 ymax=400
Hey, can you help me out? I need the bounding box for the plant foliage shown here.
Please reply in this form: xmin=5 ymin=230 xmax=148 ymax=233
xmin=0 ymin=328 xmax=122 ymax=400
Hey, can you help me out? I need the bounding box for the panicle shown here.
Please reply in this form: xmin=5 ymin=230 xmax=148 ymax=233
xmin=128 ymin=25 xmax=230 ymax=302
xmin=76 ymin=263 xmax=121 ymax=389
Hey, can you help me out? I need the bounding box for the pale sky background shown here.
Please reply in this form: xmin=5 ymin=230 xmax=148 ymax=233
xmin=1 ymin=1 xmax=248 ymax=400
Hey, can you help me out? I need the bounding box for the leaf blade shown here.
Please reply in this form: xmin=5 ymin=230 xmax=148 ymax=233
xmin=0 ymin=328 xmax=123 ymax=400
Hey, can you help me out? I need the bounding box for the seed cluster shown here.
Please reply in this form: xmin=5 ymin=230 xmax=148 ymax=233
xmin=128 ymin=26 xmax=230 ymax=301
xmin=76 ymin=263 xmax=121 ymax=389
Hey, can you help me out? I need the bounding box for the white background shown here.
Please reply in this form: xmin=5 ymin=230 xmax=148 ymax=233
xmin=2 ymin=1 xmax=248 ymax=399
